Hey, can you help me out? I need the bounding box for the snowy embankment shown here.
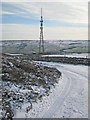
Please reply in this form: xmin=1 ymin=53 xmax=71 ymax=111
xmin=42 ymin=53 xmax=89 ymax=58
xmin=15 ymin=62 xmax=88 ymax=118
xmin=1 ymin=55 xmax=61 ymax=119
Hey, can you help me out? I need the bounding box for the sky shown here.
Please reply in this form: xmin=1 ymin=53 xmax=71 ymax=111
xmin=0 ymin=0 xmax=89 ymax=40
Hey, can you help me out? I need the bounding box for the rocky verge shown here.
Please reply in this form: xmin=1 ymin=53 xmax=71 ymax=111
xmin=1 ymin=54 xmax=61 ymax=119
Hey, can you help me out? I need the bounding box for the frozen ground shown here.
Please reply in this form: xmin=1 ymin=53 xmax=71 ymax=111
xmin=14 ymin=62 xmax=88 ymax=118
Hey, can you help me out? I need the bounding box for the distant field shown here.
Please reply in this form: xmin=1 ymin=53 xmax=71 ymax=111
xmin=1 ymin=40 xmax=89 ymax=54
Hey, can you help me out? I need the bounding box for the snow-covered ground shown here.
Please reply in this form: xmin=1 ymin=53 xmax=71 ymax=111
xmin=42 ymin=53 xmax=89 ymax=58
xmin=5 ymin=53 xmax=23 ymax=56
xmin=14 ymin=62 xmax=88 ymax=118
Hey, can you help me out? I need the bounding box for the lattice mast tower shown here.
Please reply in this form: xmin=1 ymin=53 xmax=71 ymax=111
xmin=39 ymin=8 xmax=44 ymax=54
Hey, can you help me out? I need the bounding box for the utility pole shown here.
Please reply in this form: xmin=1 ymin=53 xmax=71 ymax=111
xmin=39 ymin=8 xmax=44 ymax=54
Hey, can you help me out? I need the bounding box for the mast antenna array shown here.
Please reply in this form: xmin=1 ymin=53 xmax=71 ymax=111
xmin=39 ymin=8 xmax=44 ymax=54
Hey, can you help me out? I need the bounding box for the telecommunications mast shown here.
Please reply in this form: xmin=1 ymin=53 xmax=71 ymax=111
xmin=39 ymin=8 xmax=44 ymax=54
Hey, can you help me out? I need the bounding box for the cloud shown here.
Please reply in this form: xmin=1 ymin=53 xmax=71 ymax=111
xmin=1 ymin=2 xmax=88 ymax=24
xmin=1 ymin=24 xmax=88 ymax=40
xmin=28 ymin=2 xmax=87 ymax=24
xmin=1 ymin=2 xmax=88 ymax=40
xmin=1 ymin=3 xmax=36 ymax=18
xmin=1 ymin=0 xmax=89 ymax=2
xmin=2 ymin=24 xmax=39 ymax=40
xmin=45 ymin=26 xmax=88 ymax=40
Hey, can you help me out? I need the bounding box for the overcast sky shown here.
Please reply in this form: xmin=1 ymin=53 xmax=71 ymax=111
xmin=0 ymin=0 xmax=88 ymax=40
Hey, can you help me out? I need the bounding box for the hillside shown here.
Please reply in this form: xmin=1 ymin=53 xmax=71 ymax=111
xmin=1 ymin=40 xmax=89 ymax=54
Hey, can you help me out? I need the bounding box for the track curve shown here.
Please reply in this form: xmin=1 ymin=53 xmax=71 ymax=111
xmin=41 ymin=62 xmax=88 ymax=118
xmin=15 ymin=62 xmax=88 ymax=118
